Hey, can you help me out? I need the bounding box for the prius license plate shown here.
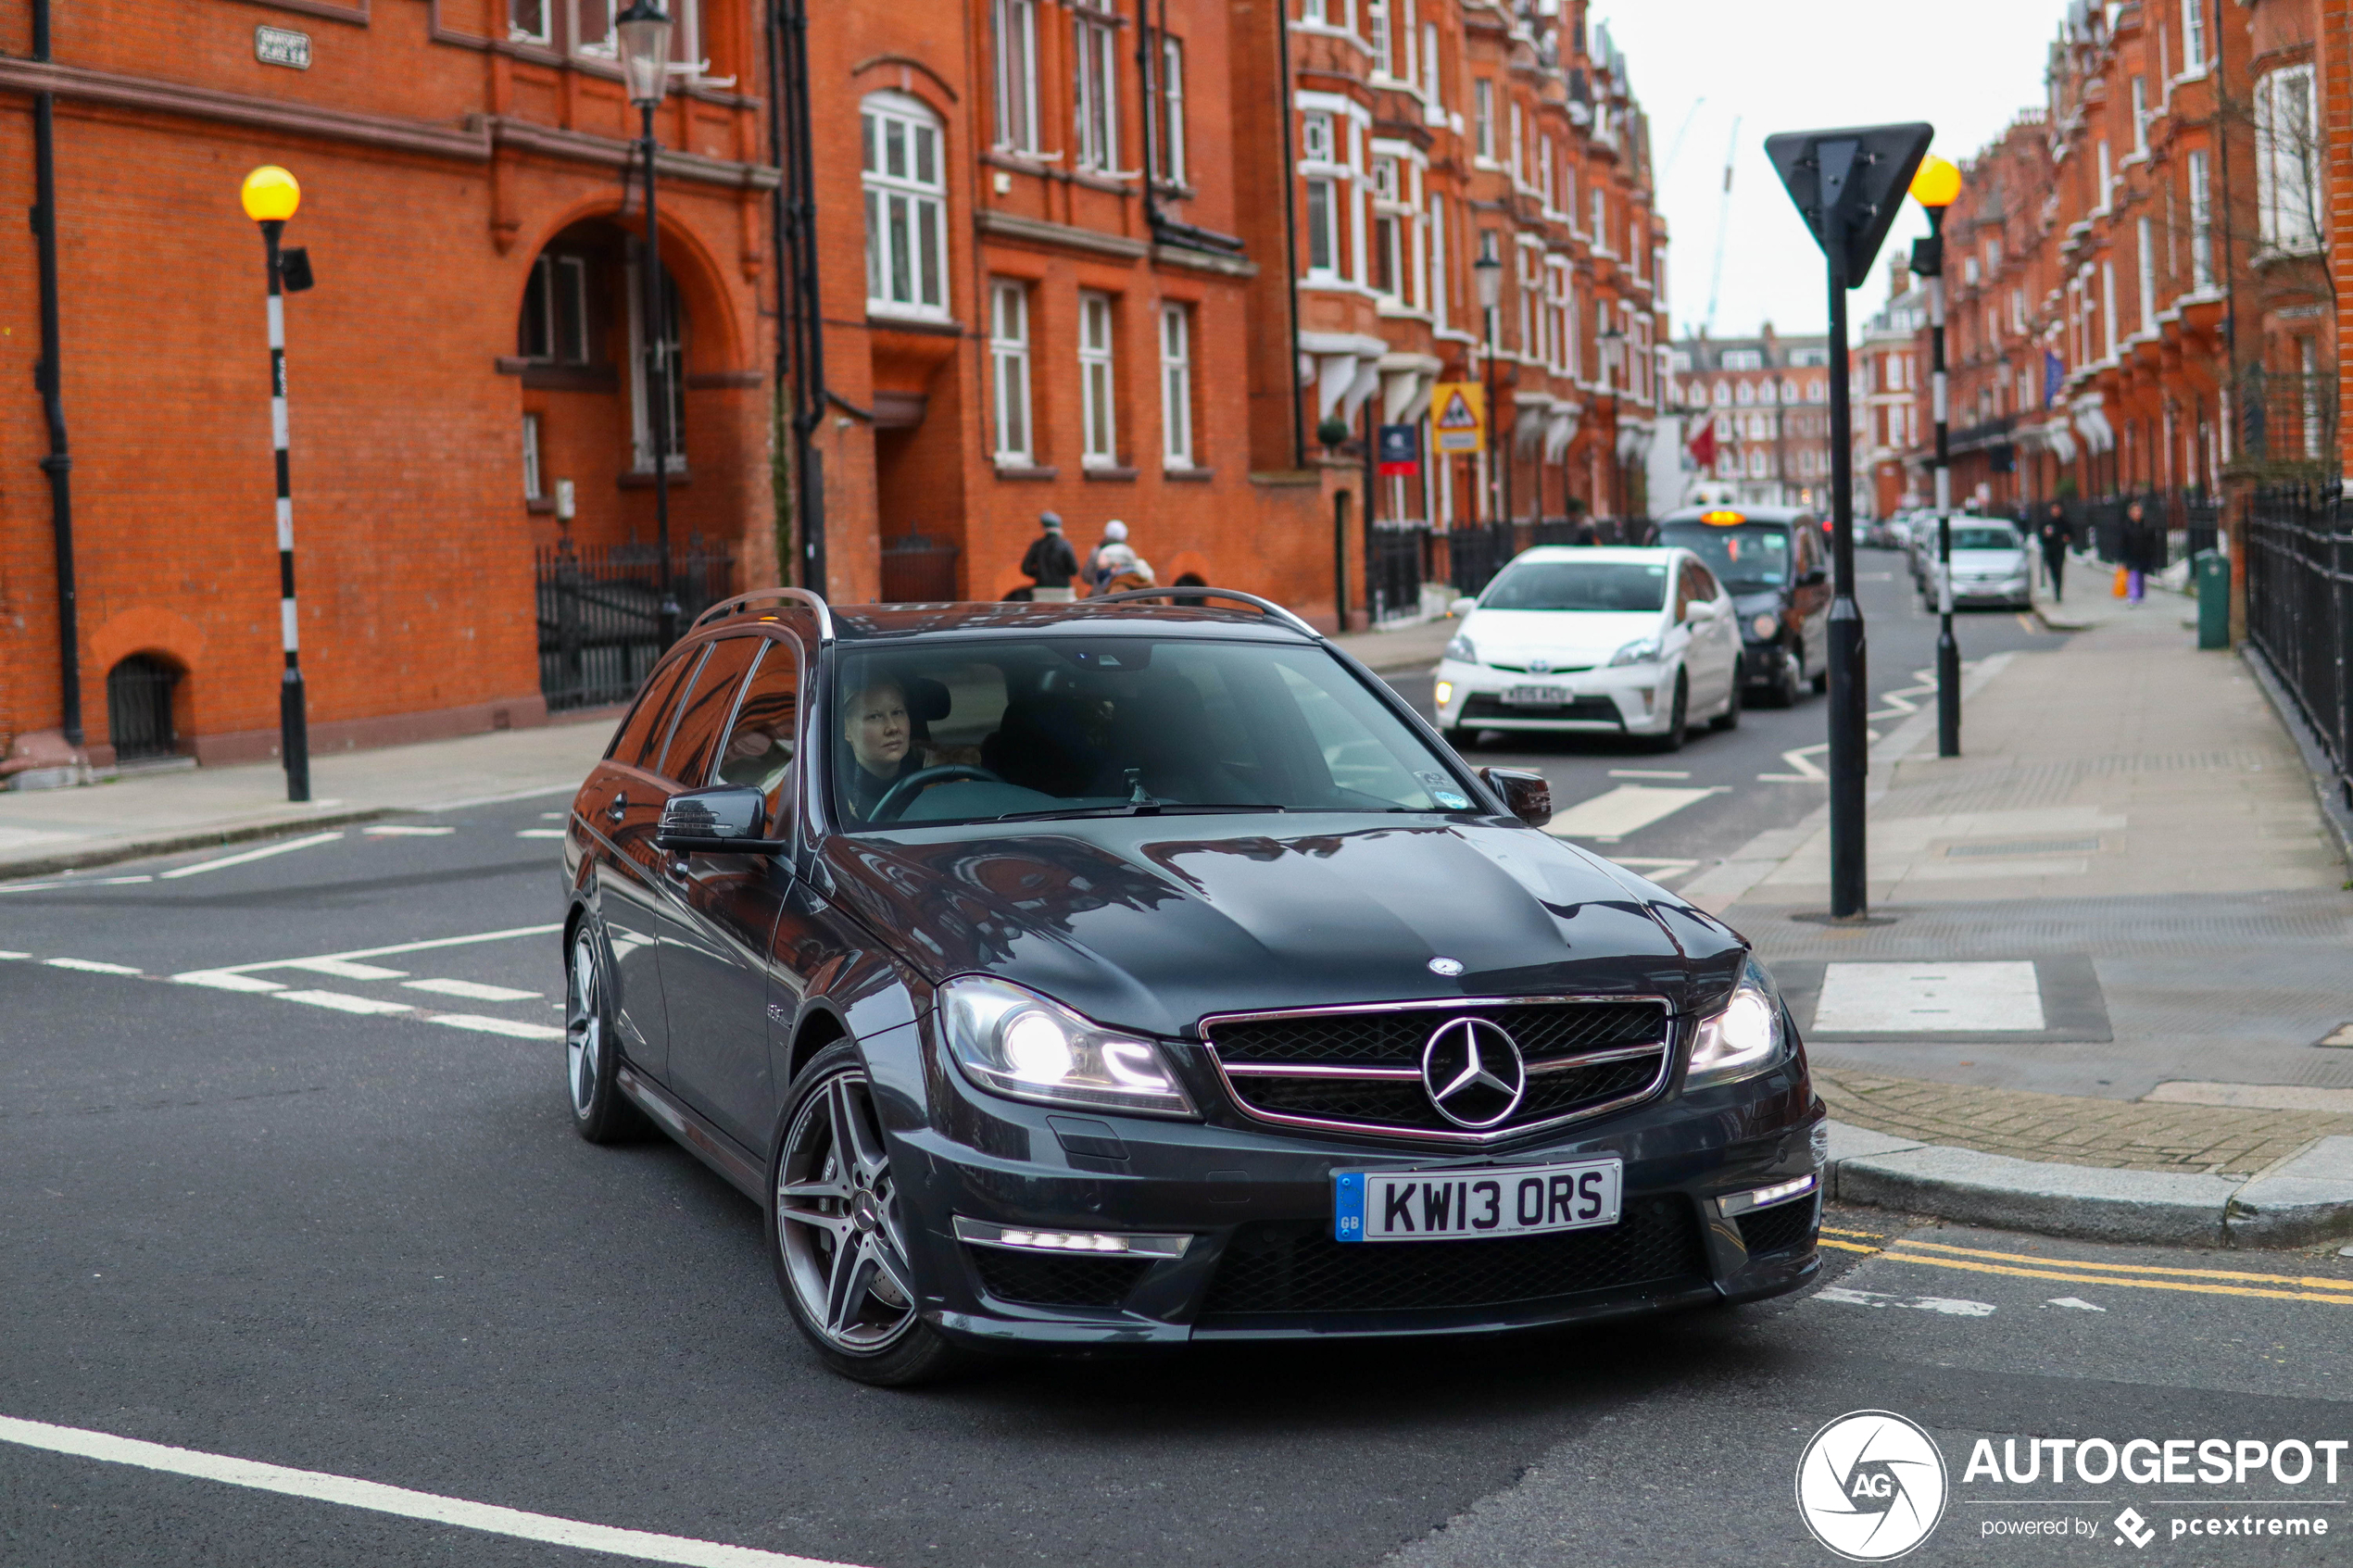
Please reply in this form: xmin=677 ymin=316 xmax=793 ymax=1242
xmin=1333 ymin=1159 xmax=1622 ymax=1243
xmin=1504 ymin=684 xmax=1572 ymax=707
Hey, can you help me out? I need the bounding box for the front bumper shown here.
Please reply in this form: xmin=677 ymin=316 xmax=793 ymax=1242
xmin=888 ymin=1032 xmax=1824 ymax=1349
xmin=1433 ymin=657 xmax=1682 ymax=736
xmin=1950 ymin=577 xmax=2031 ymax=606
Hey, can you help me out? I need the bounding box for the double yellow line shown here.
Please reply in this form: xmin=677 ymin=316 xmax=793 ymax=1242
xmin=1817 ymin=1226 xmax=2353 ymax=1307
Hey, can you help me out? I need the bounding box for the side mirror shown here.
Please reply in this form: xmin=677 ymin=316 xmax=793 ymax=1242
xmin=1478 ymin=766 xmax=1552 ymax=829
xmin=656 ymin=785 xmax=787 ymax=854
xmin=1449 ymin=596 xmax=1478 ymax=618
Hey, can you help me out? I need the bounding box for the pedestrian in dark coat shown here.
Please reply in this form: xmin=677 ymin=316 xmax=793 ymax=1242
xmin=2038 ymin=502 xmax=2070 ymax=603
xmin=1020 ymin=512 xmax=1081 ymax=602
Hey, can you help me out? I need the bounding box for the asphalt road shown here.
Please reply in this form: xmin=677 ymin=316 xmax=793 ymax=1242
xmin=5 ymin=566 xmax=2347 ymax=1567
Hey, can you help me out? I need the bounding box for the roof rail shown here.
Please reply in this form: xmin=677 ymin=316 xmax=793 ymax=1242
xmin=691 ymin=588 xmax=836 ymax=644
xmin=1085 ymin=584 xmax=1324 ymax=639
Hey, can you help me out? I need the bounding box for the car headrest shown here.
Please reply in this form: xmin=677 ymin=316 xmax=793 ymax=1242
xmin=902 ymin=676 xmax=950 ymax=724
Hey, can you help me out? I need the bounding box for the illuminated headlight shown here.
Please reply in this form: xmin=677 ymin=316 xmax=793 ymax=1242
xmin=1434 ymin=680 xmax=1454 ymax=706
xmin=1607 ymin=635 xmax=1661 ymax=668
xmin=1749 ymin=613 xmax=1780 ymax=640
xmin=1718 ymin=1173 xmax=1818 ymax=1217
xmin=938 ymin=975 xmax=1197 ymax=1118
xmin=953 ymin=1217 xmax=1191 ymax=1259
xmin=1443 ymin=633 xmax=1478 ymax=664
xmin=1686 ymin=959 xmax=1793 ymax=1088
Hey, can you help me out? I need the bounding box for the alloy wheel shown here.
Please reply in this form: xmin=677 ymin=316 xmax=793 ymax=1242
xmin=776 ymin=1070 xmax=919 ymax=1352
xmin=566 ymin=929 xmax=602 ymax=1119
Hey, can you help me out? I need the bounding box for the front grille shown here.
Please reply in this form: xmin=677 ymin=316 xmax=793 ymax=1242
xmin=967 ymin=1246 xmax=1152 ymax=1309
xmin=1737 ymin=1198 xmax=1818 ymax=1258
xmin=1205 ymin=999 xmax=1672 ymax=1142
xmin=1201 ymin=1195 xmax=1706 ymax=1317
xmin=1462 ymin=695 xmax=1620 ymax=724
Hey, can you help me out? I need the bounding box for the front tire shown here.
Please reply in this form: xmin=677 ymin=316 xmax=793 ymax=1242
xmin=770 ymin=1042 xmax=963 ymax=1387
xmin=566 ymin=922 xmax=651 ymax=1144
xmin=1651 ymin=674 xmax=1689 ymax=753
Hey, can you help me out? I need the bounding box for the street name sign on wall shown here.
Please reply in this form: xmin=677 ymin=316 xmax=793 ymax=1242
xmin=1431 ymin=383 xmax=1485 ymax=455
xmin=1376 ymin=424 xmax=1420 ymax=475
xmin=255 ymin=26 xmax=312 ymax=69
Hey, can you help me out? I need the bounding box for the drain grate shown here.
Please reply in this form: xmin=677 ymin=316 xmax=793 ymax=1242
xmin=1944 ymin=836 xmax=2103 ymax=858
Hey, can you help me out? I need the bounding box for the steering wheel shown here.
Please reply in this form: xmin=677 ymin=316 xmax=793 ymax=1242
xmin=868 ymin=764 xmax=1005 ymax=822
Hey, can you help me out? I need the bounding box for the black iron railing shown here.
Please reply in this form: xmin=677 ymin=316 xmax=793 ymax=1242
xmin=1365 ymin=519 xmax=1427 ymax=622
xmin=2246 ymin=482 xmax=2353 ymax=784
xmin=881 ymin=533 xmax=962 ymax=603
xmin=536 ymin=540 xmax=736 ymax=711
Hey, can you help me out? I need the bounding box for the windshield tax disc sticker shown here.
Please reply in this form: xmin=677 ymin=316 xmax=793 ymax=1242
xmin=1794 ymin=1410 xmax=1947 ymax=1561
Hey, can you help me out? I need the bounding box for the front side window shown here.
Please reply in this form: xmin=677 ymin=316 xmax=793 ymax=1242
xmin=828 ymin=640 xmax=1476 ymax=829
xmin=993 ymin=0 xmax=1039 ymax=154
xmin=1075 ymin=12 xmax=1120 ymax=172
xmin=989 ymin=281 xmax=1032 ymax=462
xmin=658 ymin=637 xmax=763 ymax=787
xmin=1079 ymin=292 xmax=1118 ymax=467
xmin=1161 ymin=303 xmax=1193 ymax=468
xmin=715 ymin=640 xmax=803 ymax=822
xmin=862 ymin=94 xmax=949 ymax=319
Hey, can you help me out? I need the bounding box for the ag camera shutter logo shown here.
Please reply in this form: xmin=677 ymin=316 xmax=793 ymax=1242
xmin=1795 ymin=1410 xmax=1949 ymax=1561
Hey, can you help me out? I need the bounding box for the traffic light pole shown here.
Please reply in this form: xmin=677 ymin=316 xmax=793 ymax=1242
xmin=1819 ymin=145 xmax=1869 ymax=921
xmin=1923 ymin=205 xmax=1961 ymax=757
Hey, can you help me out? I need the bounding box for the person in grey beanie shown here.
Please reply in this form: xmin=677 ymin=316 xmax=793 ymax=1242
xmin=1020 ymin=512 xmax=1080 ymax=602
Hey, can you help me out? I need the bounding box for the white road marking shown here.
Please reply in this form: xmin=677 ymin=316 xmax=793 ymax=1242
xmin=0 ymin=1412 xmax=866 ymax=1568
xmin=431 ymin=781 xmax=583 ymax=810
xmin=273 ymin=990 xmax=415 ymax=1016
xmin=1543 ymin=784 xmax=1726 ymax=844
xmin=44 ymin=958 xmax=142 ymax=975
xmin=2045 ymin=1297 xmax=2107 ymax=1311
xmin=2145 ymin=1081 xmax=2353 ymax=1114
xmin=281 ymin=958 xmax=409 ymax=982
xmin=172 ymin=971 xmax=287 ymax=993
xmin=0 ymin=950 xmax=30 ymax=960
xmin=540 ymin=811 xmax=566 ymax=820
xmin=1764 ymin=741 xmax=1830 ymax=783
xmin=516 ymin=829 xmax=567 ymax=839
xmin=1814 ymin=961 xmax=2045 ymax=1032
xmin=1607 ymin=769 xmax=1690 ymax=780
xmin=403 ymin=978 xmax=541 ymax=1002
xmin=364 ymin=825 xmax=455 ymax=836
xmin=1817 ymin=1286 xmax=1997 ymax=1317
xmin=217 ymin=924 xmax=564 ymax=976
xmin=0 ymin=873 xmax=157 ymax=894
xmin=428 ymin=1014 xmax=567 ymax=1040
xmin=1609 ymin=858 xmax=1700 ymax=884
xmin=157 ymin=832 xmax=346 ymax=880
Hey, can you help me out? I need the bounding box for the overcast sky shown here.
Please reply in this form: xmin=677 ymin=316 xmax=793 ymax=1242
xmin=1595 ymin=0 xmax=2068 ymax=344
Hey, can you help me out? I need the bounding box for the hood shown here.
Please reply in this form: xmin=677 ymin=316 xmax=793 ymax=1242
xmin=1730 ymin=589 xmax=1790 ymax=619
xmin=1462 ymin=607 xmax=1663 ymax=668
xmin=1951 ymin=547 xmax=2027 ymax=569
xmin=821 ymin=815 xmax=1743 ymax=1037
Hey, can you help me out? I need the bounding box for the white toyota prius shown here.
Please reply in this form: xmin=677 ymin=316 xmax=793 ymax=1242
xmin=1433 ymin=546 xmax=1742 ymax=752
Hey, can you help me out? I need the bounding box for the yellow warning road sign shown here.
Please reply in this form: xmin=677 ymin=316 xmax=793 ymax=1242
xmin=1431 ymin=382 xmax=1485 ymax=455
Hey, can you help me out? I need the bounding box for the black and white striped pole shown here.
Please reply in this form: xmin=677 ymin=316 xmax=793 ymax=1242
xmin=242 ymin=165 xmax=311 ymax=802
xmin=1908 ymin=155 xmax=1963 ymax=758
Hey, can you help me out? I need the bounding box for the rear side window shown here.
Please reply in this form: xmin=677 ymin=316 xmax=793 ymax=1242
xmin=656 ymin=637 xmax=763 ymax=785
xmin=606 ymin=654 xmax=699 ymax=769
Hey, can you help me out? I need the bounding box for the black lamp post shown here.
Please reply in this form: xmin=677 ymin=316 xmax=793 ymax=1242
xmin=1598 ymin=323 xmax=1628 ymax=524
xmin=1473 ymin=254 xmax=1502 ymax=532
xmin=241 ymin=165 xmax=312 ymax=802
xmin=1909 ymin=155 xmax=1964 ymax=758
xmin=618 ymin=0 xmax=680 ymax=648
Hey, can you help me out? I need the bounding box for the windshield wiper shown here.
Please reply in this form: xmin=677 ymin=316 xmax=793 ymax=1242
xmin=990 ymin=802 xmax=1289 ymax=823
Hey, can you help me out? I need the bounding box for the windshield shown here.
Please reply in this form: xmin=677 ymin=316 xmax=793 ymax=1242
xmin=1952 ymin=525 xmax=2023 ymax=550
xmin=829 ymin=639 xmax=1478 ymax=829
xmin=1656 ymin=522 xmax=1791 ymax=589
xmin=1479 ymin=560 xmax=1668 ymax=612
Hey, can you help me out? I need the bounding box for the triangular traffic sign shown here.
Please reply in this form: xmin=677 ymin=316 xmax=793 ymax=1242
xmin=1435 ymin=388 xmax=1478 ymax=429
xmin=1765 ymin=122 xmax=1933 ymax=287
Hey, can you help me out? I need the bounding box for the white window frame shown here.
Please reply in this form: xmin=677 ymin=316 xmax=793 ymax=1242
xmin=989 ymin=280 xmax=1032 ymax=464
xmin=573 ymin=0 xmax=616 ymax=57
xmin=1075 ymin=10 xmax=1120 ymax=174
xmin=2181 ymin=0 xmax=2207 ymax=73
xmin=2187 ymin=149 xmax=2214 ymax=288
xmin=510 ymin=0 xmax=550 ymax=46
xmin=862 ymin=92 xmax=950 ymax=321
xmin=992 ymin=0 xmax=1040 ymax=155
xmin=2131 ymin=76 xmax=2149 ymax=155
xmin=1420 ymin=20 xmax=1440 ymax=107
xmin=1427 ymin=191 xmax=1448 ymax=330
xmin=1590 ymin=188 xmax=1608 ymax=253
xmin=1079 ymin=290 xmax=1118 ymax=468
xmin=2135 ymin=215 xmax=2156 ymax=334
xmin=1301 ymin=108 xmax=1334 ymax=163
xmin=2100 ymin=258 xmax=2118 ymax=359
xmin=1153 ymin=33 xmax=1186 ymax=185
xmin=1368 ymin=0 xmax=1391 ymax=77
xmin=1160 ymin=302 xmax=1193 ymax=469
xmin=1472 ymin=79 xmax=1493 ymax=161
xmin=1516 ymin=240 xmax=1538 ymax=356
xmin=522 ymin=411 xmax=544 ymax=499
xmin=2095 ymin=139 xmax=2112 ymax=213
xmin=1305 ymin=177 xmax=1339 ymax=276
xmin=2257 ymin=64 xmax=2320 ymax=253
xmin=623 ymin=258 xmax=686 ymax=472
xmin=1506 ymin=99 xmax=1523 ymax=185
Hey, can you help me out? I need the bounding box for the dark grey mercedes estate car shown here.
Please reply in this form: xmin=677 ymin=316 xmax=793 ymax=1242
xmin=560 ymin=586 xmax=1824 ymax=1385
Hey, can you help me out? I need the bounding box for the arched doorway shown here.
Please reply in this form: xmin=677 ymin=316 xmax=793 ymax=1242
xmin=107 ymin=653 xmax=183 ymax=762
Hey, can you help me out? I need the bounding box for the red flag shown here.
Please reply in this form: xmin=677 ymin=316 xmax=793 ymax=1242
xmin=1686 ymin=416 xmax=1718 ymax=469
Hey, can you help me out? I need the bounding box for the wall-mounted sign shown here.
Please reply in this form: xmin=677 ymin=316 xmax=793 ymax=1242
xmin=1376 ymin=424 xmax=1419 ymax=476
xmin=255 ymin=26 xmax=312 ymax=69
xmin=1431 ymin=382 xmax=1485 ymax=456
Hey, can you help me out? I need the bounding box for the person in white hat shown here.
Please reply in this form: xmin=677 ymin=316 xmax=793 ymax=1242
xmin=1086 ymin=520 xmax=1130 ymax=594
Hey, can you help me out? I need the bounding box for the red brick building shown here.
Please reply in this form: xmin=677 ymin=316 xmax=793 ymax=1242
xmin=1 ymin=0 xmax=1666 ymax=769
xmin=1666 ymin=327 xmax=1836 ymax=508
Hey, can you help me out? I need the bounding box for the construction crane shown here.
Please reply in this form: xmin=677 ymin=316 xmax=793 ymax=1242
xmin=1704 ymin=116 xmax=1742 ymax=336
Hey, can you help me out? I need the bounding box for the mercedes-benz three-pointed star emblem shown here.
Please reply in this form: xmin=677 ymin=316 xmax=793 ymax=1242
xmin=1420 ymin=1016 xmax=1527 ymax=1129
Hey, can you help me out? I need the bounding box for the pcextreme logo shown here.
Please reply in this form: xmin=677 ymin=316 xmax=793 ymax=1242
xmin=1795 ymin=1410 xmax=1951 ymax=1562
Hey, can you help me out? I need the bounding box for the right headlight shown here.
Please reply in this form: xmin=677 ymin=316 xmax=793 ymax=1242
xmin=1443 ymin=633 xmax=1478 ymax=664
xmin=937 ymin=975 xmax=1197 ymax=1119
xmin=1607 ymin=635 xmax=1661 ymax=668
xmin=1686 ymin=959 xmax=1794 ymax=1088
xmin=1749 ymin=612 xmax=1780 ymax=640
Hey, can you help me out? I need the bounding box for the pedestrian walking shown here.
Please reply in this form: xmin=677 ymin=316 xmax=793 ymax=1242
xmin=2122 ymin=499 xmax=2151 ymax=603
xmin=2038 ymin=501 xmax=2069 ymax=603
xmin=1086 ymin=520 xmax=1130 ymax=594
xmin=1020 ymin=511 xmax=1080 ymax=602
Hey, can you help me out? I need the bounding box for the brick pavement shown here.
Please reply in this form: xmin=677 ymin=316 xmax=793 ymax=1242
xmin=1817 ymin=1068 xmax=2353 ymax=1178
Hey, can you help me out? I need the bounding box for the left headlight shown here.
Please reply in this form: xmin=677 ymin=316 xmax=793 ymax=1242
xmin=1685 ymin=959 xmax=1793 ymax=1089
xmin=937 ymin=975 xmax=1198 ymax=1119
xmin=1749 ymin=612 xmax=1780 ymax=641
xmin=1608 ymin=635 xmax=1661 ymax=668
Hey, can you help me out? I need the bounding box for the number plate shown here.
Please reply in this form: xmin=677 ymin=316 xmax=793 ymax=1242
xmin=1504 ymin=684 xmax=1572 ymax=707
xmin=1333 ymin=1158 xmax=1622 ymax=1243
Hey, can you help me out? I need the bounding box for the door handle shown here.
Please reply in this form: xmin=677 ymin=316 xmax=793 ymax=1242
xmin=607 ymin=791 xmax=628 ymax=824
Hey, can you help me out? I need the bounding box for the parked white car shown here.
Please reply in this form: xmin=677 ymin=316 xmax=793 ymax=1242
xmin=1434 ymin=547 xmax=1743 ymax=752
xmin=1926 ymin=521 xmax=2034 ymax=609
